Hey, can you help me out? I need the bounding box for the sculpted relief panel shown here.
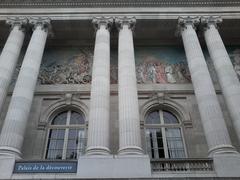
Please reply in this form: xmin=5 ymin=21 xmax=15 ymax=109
xmin=11 ymin=46 xmax=240 ymax=85
xmin=39 ymin=48 xmax=94 ymax=84
xmin=135 ymin=47 xmax=191 ymax=84
xmin=37 ymin=47 xmax=192 ymax=85
xmin=229 ymin=48 xmax=240 ymax=80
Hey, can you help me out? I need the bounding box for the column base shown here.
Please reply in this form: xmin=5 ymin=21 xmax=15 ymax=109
xmin=86 ymin=146 xmax=110 ymax=155
xmin=118 ymin=146 xmax=143 ymax=155
xmin=208 ymin=144 xmax=237 ymax=157
xmin=0 ymin=156 xmax=15 ymax=179
xmin=77 ymin=154 xmax=151 ymax=178
xmin=213 ymin=152 xmax=240 ymax=177
xmin=0 ymin=146 xmax=22 ymax=160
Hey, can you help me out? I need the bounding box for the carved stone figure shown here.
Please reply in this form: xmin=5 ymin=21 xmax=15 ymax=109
xmin=165 ymin=64 xmax=176 ymax=83
xmin=155 ymin=62 xmax=167 ymax=83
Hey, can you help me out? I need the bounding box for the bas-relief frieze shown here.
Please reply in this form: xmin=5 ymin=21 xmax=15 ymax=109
xmin=10 ymin=46 xmax=240 ymax=85
xmin=37 ymin=47 xmax=193 ymax=85
xmin=39 ymin=48 xmax=93 ymax=84
xmin=229 ymin=48 xmax=240 ymax=79
xmin=135 ymin=47 xmax=191 ymax=84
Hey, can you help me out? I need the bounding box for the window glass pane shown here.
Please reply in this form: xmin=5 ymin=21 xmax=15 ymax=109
xmin=163 ymin=111 xmax=179 ymax=124
xmin=145 ymin=128 xmax=164 ymax=159
xmin=51 ymin=111 xmax=68 ymax=125
xmin=46 ymin=132 xmax=64 ymax=160
xmin=165 ymin=128 xmax=185 ymax=158
xmin=66 ymin=129 xmax=85 ymax=159
xmin=70 ymin=111 xmax=85 ymax=125
xmin=77 ymin=130 xmax=86 ymax=156
xmin=46 ymin=150 xmax=63 ymax=160
xmin=66 ymin=149 xmax=77 ymax=159
xmin=49 ymin=129 xmax=65 ymax=139
xmin=146 ymin=111 xmax=160 ymax=124
xmin=68 ymin=129 xmax=78 ymax=139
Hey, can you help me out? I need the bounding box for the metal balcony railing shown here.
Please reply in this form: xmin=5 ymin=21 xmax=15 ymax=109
xmin=151 ymin=158 xmax=214 ymax=172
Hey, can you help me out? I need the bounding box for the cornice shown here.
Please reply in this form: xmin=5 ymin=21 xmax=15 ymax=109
xmin=0 ymin=0 xmax=240 ymax=8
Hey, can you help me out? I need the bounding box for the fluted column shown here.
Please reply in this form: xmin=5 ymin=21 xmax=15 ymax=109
xmin=86 ymin=17 xmax=113 ymax=155
xmin=0 ymin=17 xmax=27 ymax=114
xmin=0 ymin=17 xmax=50 ymax=158
xmin=178 ymin=17 xmax=236 ymax=156
xmin=202 ymin=16 xmax=240 ymax=143
xmin=116 ymin=17 xmax=143 ymax=155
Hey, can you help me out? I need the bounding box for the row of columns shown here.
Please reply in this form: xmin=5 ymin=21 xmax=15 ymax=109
xmin=178 ymin=17 xmax=236 ymax=155
xmin=0 ymin=17 xmax=50 ymax=158
xmin=87 ymin=16 xmax=240 ymax=156
xmin=0 ymin=16 xmax=239 ymax=159
xmin=86 ymin=17 xmax=143 ymax=155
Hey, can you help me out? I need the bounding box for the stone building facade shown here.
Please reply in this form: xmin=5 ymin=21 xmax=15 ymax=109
xmin=0 ymin=0 xmax=240 ymax=179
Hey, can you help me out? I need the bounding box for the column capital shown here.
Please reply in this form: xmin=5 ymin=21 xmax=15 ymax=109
xmin=115 ymin=17 xmax=136 ymax=31
xmin=6 ymin=17 xmax=27 ymax=31
xmin=178 ymin=16 xmax=200 ymax=31
xmin=201 ymin=16 xmax=222 ymax=30
xmin=92 ymin=16 xmax=113 ymax=30
xmin=29 ymin=17 xmax=51 ymax=32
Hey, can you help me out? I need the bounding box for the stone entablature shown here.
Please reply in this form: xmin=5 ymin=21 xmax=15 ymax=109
xmin=0 ymin=0 xmax=240 ymax=8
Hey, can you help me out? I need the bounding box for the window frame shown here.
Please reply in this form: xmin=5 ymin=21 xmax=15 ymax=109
xmin=44 ymin=109 xmax=87 ymax=160
xmin=144 ymin=108 xmax=187 ymax=159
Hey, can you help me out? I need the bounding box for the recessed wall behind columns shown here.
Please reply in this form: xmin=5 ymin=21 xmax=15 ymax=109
xmin=0 ymin=45 xmax=239 ymax=159
xmin=0 ymin=83 xmax=238 ymax=160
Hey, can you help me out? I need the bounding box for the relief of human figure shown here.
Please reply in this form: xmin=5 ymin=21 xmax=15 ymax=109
xmin=155 ymin=62 xmax=167 ymax=83
xmin=174 ymin=62 xmax=188 ymax=83
xmin=234 ymin=63 xmax=240 ymax=79
xmin=146 ymin=63 xmax=157 ymax=83
xmin=136 ymin=63 xmax=146 ymax=83
xmin=165 ymin=64 xmax=176 ymax=83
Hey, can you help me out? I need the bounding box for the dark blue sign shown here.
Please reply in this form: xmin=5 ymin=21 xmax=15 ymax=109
xmin=14 ymin=161 xmax=77 ymax=173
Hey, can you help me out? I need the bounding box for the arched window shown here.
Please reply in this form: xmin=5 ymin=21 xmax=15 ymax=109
xmin=145 ymin=109 xmax=186 ymax=159
xmin=45 ymin=110 xmax=86 ymax=160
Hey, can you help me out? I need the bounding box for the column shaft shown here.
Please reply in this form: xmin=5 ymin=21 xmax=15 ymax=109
xmin=0 ymin=18 xmax=50 ymax=158
xmin=86 ymin=17 xmax=112 ymax=155
xmin=203 ymin=18 xmax=240 ymax=143
xmin=117 ymin=17 xmax=143 ymax=155
xmin=179 ymin=17 xmax=235 ymax=155
xmin=0 ymin=18 xmax=26 ymax=114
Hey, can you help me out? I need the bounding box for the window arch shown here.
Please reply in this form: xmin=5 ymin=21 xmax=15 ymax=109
xmin=145 ymin=109 xmax=186 ymax=159
xmin=45 ymin=110 xmax=86 ymax=160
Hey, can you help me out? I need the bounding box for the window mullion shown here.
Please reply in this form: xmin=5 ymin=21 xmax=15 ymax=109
xmin=162 ymin=127 xmax=169 ymax=158
xmin=160 ymin=110 xmax=169 ymax=158
xmin=62 ymin=110 xmax=71 ymax=159
xmin=62 ymin=128 xmax=69 ymax=159
xmin=66 ymin=110 xmax=71 ymax=125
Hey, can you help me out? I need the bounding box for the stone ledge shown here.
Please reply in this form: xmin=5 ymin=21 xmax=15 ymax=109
xmin=77 ymin=155 xmax=151 ymax=178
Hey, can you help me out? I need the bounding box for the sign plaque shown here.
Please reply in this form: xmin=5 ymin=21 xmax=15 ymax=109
xmin=14 ymin=161 xmax=77 ymax=173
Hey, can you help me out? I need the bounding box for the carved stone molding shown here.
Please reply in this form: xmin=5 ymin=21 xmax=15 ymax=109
xmin=201 ymin=16 xmax=222 ymax=30
xmin=29 ymin=17 xmax=51 ymax=32
xmin=140 ymin=93 xmax=193 ymax=128
xmin=6 ymin=17 xmax=27 ymax=31
xmin=38 ymin=95 xmax=89 ymax=129
xmin=0 ymin=0 xmax=240 ymax=8
xmin=115 ymin=17 xmax=136 ymax=30
xmin=92 ymin=16 xmax=113 ymax=30
xmin=178 ymin=16 xmax=200 ymax=30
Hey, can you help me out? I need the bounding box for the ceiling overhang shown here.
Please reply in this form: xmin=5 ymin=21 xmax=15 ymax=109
xmin=0 ymin=0 xmax=240 ymax=8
